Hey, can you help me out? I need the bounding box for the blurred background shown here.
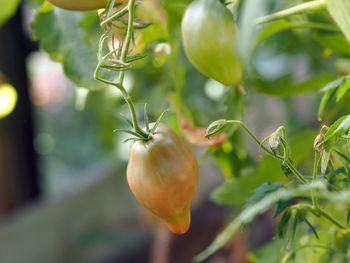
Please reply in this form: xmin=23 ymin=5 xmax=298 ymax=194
xmin=1 ymin=0 xmax=349 ymax=262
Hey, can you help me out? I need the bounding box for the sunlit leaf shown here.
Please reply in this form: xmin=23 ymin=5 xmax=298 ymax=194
xmin=0 ymin=0 xmax=20 ymax=27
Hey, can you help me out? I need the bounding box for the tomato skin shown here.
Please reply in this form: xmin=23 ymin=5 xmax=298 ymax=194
xmin=127 ymin=124 xmax=198 ymax=234
xmin=47 ymin=0 xmax=109 ymax=10
xmin=181 ymin=0 xmax=242 ymax=86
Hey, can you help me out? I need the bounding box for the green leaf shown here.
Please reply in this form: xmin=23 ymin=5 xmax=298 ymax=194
xmin=324 ymin=114 xmax=350 ymax=142
xmin=255 ymin=20 xmax=338 ymax=47
xmin=327 ymin=166 xmax=348 ymax=179
xmin=327 ymin=0 xmax=350 ymax=43
xmin=285 ymin=208 xmax=299 ymax=250
xmin=318 ymin=75 xmax=350 ymax=119
xmin=313 ymin=32 xmax=350 ymax=56
xmin=195 ymin=181 xmax=327 ymax=262
xmin=318 ymin=87 xmax=337 ymax=120
xmin=250 ymin=239 xmax=284 ymax=263
xmin=321 ymin=151 xmax=331 ymax=174
xmin=31 ymin=5 xmax=106 ymax=90
xmin=245 ymin=182 xmax=284 ymax=208
xmin=303 ymin=217 xmax=319 ymax=239
xmin=211 ymin=157 xmax=286 ymax=206
xmin=273 ymin=199 xmax=291 ymax=218
xmin=276 ymin=208 xmax=291 ymax=239
xmin=211 ymin=130 xmax=317 ymax=206
xmin=238 ymin=0 xmax=266 ymax=67
xmin=198 ymin=181 xmax=350 ymax=262
xmin=0 ymin=0 xmax=20 ymax=27
xmin=254 ymin=74 xmax=336 ymax=96
xmin=336 ymin=77 xmax=350 ymax=102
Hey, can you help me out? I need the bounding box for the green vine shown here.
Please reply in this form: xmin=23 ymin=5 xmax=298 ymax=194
xmin=94 ymin=0 xmax=159 ymax=141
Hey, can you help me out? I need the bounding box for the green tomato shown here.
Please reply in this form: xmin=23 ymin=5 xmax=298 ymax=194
xmin=47 ymin=0 xmax=109 ymax=10
xmin=181 ymin=0 xmax=242 ymax=86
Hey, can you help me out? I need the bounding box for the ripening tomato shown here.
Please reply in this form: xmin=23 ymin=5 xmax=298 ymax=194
xmin=181 ymin=0 xmax=242 ymax=86
xmin=47 ymin=0 xmax=109 ymax=10
xmin=127 ymin=124 xmax=198 ymax=234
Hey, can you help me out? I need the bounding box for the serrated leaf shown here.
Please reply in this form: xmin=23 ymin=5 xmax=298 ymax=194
xmin=196 ymin=181 xmax=327 ymax=262
xmin=273 ymin=199 xmax=291 ymax=218
xmin=245 ymin=182 xmax=284 ymax=208
xmin=198 ymin=181 xmax=350 ymax=262
xmin=211 ymin=130 xmax=317 ymax=206
xmin=31 ymin=6 xmax=107 ymax=90
xmin=211 ymin=157 xmax=286 ymax=206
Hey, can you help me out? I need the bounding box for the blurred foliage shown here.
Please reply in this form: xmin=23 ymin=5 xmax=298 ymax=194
xmin=0 ymin=0 xmax=20 ymax=26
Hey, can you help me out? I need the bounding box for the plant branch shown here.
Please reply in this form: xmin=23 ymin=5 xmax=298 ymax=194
xmin=281 ymin=244 xmax=346 ymax=263
xmin=95 ymin=0 xmax=148 ymax=139
xmin=224 ymin=120 xmax=307 ymax=184
xmin=312 ymin=207 xmax=346 ymax=229
xmin=255 ymin=0 xmax=327 ymax=25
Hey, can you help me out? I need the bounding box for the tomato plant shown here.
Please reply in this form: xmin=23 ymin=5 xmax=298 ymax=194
xmin=127 ymin=124 xmax=198 ymax=234
xmin=18 ymin=0 xmax=350 ymax=261
xmin=181 ymin=0 xmax=242 ymax=86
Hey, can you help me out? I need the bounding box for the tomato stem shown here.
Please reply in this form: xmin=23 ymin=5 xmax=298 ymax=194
xmin=224 ymin=120 xmax=308 ymax=184
xmin=255 ymin=0 xmax=327 ymax=25
xmin=115 ymin=0 xmax=149 ymax=138
xmin=95 ymin=0 xmax=149 ymax=139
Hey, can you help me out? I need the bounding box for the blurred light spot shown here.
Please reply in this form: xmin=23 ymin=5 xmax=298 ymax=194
xmin=222 ymin=141 xmax=233 ymax=153
xmin=254 ymin=53 xmax=289 ymax=80
xmin=116 ymin=133 xmax=132 ymax=162
xmin=204 ymin=79 xmax=225 ymax=101
xmin=75 ymin=87 xmax=89 ymax=111
xmin=124 ymin=73 xmax=134 ymax=93
xmin=106 ymin=73 xmax=134 ymax=99
xmin=0 ymin=83 xmax=18 ymax=119
xmin=27 ymin=52 xmax=67 ymax=107
xmin=323 ymin=48 xmax=333 ymax=57
xmin=34 ymin=133 xmax=55 ymax=155
xmin=154 ymin=43 xmax=171 ymax=55
xmin=153 ymin=43 xmax=171 ymax=67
